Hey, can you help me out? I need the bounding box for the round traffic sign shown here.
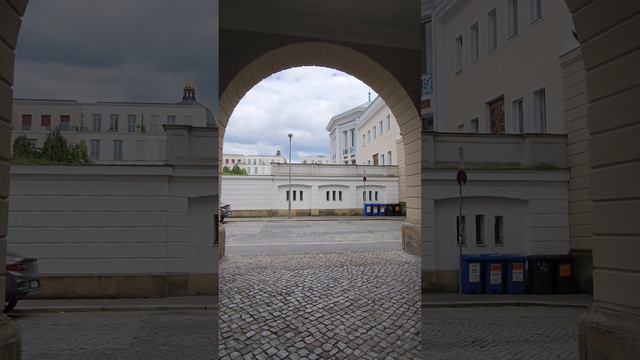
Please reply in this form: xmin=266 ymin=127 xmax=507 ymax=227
xmin=456 ymin=169 xmax=467 ymax=185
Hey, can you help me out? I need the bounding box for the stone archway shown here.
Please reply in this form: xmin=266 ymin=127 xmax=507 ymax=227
xmin=218 ymin=41 xmax=423 ymax=258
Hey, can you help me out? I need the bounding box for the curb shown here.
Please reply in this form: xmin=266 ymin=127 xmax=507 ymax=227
xmin=11 ymin=304 xmax=219 ymax=314
xmin=421 ymin=301 xmax=590 ymax=309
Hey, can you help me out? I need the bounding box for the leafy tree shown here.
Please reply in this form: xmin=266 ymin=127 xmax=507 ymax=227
xmin=12 ymin=129 xmax=90 ymax=165
xmin=40 ymin=129 xmax=70 ymax=163
xmin=12 ymin=136 xmax=36 ymax=159
xmin=223 ymin=164 xmax=247 ymax=175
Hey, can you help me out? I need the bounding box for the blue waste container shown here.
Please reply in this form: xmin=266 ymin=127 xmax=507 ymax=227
xmin=379 ymin=204 xmax=386 ymax=216
xmin=504 ymin=256 xmax=526 ymax=294
xmin=482 ymin=255 xmax=504 ymax=294
xmin=364 ymin=203 xmax=372 ymax=216
xmin=371 ymin=204 xmax=379 ymax=216
xmin=461 ymin=255 xmax=483 ymax=294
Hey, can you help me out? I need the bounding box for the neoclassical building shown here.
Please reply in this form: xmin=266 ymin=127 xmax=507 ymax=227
xmin=11 ymin=84 xmax=215 ymax=164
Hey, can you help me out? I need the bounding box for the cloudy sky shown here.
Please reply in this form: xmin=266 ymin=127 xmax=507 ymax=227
xmin=225 ymin=67 xmax=374 ymax=160
xmin=13 ymin=1 xmax=374 ymax=161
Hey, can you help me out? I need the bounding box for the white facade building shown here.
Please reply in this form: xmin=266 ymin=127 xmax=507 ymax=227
xmin=11 ymin=84 xmax=215 ymax=165
xmin=356 ymin=96 xmax=402 ymax=166
xmin=301 ymin=155 xmax=330 ymax=165
xmin=326 ymin=100 xmax=370 ymax=165
xmin=222 ymin=151 xmax=287 ymax=175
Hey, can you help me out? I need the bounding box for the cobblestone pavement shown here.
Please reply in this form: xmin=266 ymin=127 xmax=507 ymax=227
xmin=12 ymin=310 xmax=217 ymax=360
xmin=421 ymin=306 xmax=584 ymax=359
xmin=219 ymin=251 xmax=421 ymax=359
xmin=225 ymin=219 xmax=403 ymax=256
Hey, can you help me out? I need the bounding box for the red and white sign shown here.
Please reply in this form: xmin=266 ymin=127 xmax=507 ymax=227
xmin=490 ymin=263 xmax=502 ymax=285
xmin=469 ymin=263 xmax=480 ymax=283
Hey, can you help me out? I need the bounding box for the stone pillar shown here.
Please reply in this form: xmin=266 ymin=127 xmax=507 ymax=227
xmin=564 ymin=1 xmax=640 ymax=358
xmin=0 ymin=0 xmax=25 ymax=357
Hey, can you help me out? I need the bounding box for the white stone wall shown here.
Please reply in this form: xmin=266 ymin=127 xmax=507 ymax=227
xmin=356 ymin=97 xmax=402 ymax=165
xmin=7 ymin=165 xmax=218 ymax=276
xmin=221 ymin=165 xmax=399 ymax=212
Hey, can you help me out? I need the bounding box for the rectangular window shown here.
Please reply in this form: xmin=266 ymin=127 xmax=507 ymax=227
xmin=386 ymin=115 xmax=391 ymax=130
xmin=494 ymin=216 xmax=504 ymax=245
xmin=326 ymin=191 xmax=330 ymax=201
xmin=367 ymin=130 xmax=371 ymax=144
xmin=379 ymin=121 xmax=383 ymax=135
xmin=293 ymin=190 xmax=297 ymax=201
xmin=381 ymin=154 xmax=385 ymax=166
xmin=375 ymin=191 xmax=379 ymax=201
xmin=254 ymin=166 xmax=257 ymax=174
xmin=387 ymin=151 xmax=392 ymax=165
xmin=475 ymin=215 xmax=485 ymax=245
xmin=512 ymin=98 xmax=524 ymax=134
xmin=362 ymin=134 xmax=366 ymax=147
xmin=90 ymin=139 xmax=100 ymax=160
xmin=369 ymin=191 xmax=372 ymax=201
xmin=470 ymin=118 xmax=479 ymax=133
xmin=59 ymin=115 xmax=70 ymax=131
xmin=109 ymin=114 xmax=119 ymax=132
xmin=41 ymin=115 xmax=51 ymax=130
xmin=373 ymin=126 xmax=377 ymax=140
xmin=470 ymin=23 xmax=479 ymax=62
xmin=530 ymin=0 xmax=543 ymax=22
xmin=92 ymin=114 xmax=102 ymax=132
xmin=508 ymin=0 xmax=519 ymax=37
xmin=112 ymin=140 xmax=123 ymax=160
xmin=127 ymin=115 xmax=136 ymax=132
xmin=350 ymin=129 xmax=355 ymax=149
xmin=338 ymin=191 xmax=342 ymax=201
xmin=332 ymin=190 xmax=336 ymax=201
xmin=488 ymin=8 xmax=498 ymax=52
xmin=21 ymin=114 xmax=32 ymax=130
xmin=454 ymin=35 xmax=463 ymax=73
xmin=300 ymin=191 xmax=303 ymax=201
xmin=421 ymin=20 xmax=433 ymax=75
xmin=167 ymin=115 xmax=176 ymax=125
xmin=533 ymin=88 xmax=547 ymax=133
xmin=456 ymin=215 xmax=467 ymax=245
xmin=286 ymin=191 xmax=290 ymax=201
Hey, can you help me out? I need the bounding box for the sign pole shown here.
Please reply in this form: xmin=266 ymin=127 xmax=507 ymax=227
xmin=456 ymin=147 xmax=467 ymax=300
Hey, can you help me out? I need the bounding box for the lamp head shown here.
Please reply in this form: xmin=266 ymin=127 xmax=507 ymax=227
xmin=288 ymin=133 xmax=293 ymax=139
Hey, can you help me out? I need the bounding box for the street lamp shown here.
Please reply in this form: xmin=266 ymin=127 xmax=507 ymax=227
xmin=288 ymin=133 xmax=293 ymax=218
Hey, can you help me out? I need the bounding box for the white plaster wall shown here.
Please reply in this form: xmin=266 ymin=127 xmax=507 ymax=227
xmin=7 ymin=165 xmax=218 ymax=276
xmin=356 ymin=99 xmax=402 ymax=165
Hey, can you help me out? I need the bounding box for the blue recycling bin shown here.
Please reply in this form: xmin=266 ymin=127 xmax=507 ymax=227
xmin=379 ymin=204 xmax=386 ymax=216
xmin=371 ymin=204 xmax=379 ymax=216
xmin=504 ymin=256 xmax=527 ymax=294
xmin=364 ymin=203 xmax=372 ymax=216
xmin=461 ymin=255 xmax=483 ymax=294
xmin=482 ymin=255 xmax=504 ymax=294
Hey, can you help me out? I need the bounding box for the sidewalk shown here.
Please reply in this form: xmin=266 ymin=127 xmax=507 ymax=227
xmin=421 ymin=293 xmax=593 ymax=308
xmin=13 ymin=296 xmax=218 ymax=313
xmin=225 ymin=216 xmax=405 ymax=222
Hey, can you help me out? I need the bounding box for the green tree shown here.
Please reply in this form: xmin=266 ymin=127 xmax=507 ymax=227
xmin=40 ymin=129 xmax=69 ymax=163
xmin=12 ymin=129 xmax=91 ymax=165
xmin=12 ymin=136 xmax=35 ymax=159
xmin=223 ymin=164 xmax=247 ymax=175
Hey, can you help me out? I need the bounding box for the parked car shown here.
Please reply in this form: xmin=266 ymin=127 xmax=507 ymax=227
xmin=220 ymin=203 xmax=232 ymax=223
xmin=4 ymin=252 xmax=40 ymax=313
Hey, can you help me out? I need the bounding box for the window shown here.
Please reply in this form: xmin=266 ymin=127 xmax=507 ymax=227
xmin=512 ymin=98 xmax=524 ymax=133
xmin=246 ymin=167 xmax=251 ymax=174
xmin=375 ymin=191 xmax=379 ymax=201
xmin=456 ymin=215 xmax=467 ymax=245
xmin=470 ymin=118 xmax=479 ymax=133
xmin=387 ymin=151 xmax=392 ymax=165
xmin=92 ymin=114 xmax=102 ymax=132
xmin=300 ymin=191 xmax=303 ymax=201
xmin=494 ymin=216 xmax=504 ymax=245
xmin=350 ymin=129 xmax=355 ymax=149
xmin=109 ymin=114 xmax=119 ymax=132
xmin=332 ymin=191 xmax=336 ymax=201
xmin=530 ymin=0 xmax=542 ymax=23
xmin=369 ymin=191 xmax=372 ymax=201
xmin=487 ymin=8 xmax=498 ymax=52
xmin=381 ymin=154 xmax=385 ymax=165
xmin=112 ymin=140 xmax=123 ymax=160
xmin=373 ymin=126 xmax=377 ymax=140
xmin=533 ymin=88 xmax=547 ymax=133
xmin=21 ymin=114 xmax=32 ymax=130
xmin=421 ymin=19 xmax=434 ymax=76
xmin=470 ymin=23 xmax=479 ymax=62
xmin=90 ymin=140 xmax=100 ymax=160
xmin=455 ymin=35 xmax=463 ymax=73
xmin=41 ymin=115 xmax=51 ymax=130
xmin=167 ymin=115 xmax=176 ymax=125
xmin=326 ymin=191 xmax=330 ymax=201
xmin=362 ymin=134 xmax=366 ymax=147
xmin=286 ymin=191 xmax=290 ymax=201
xmin=338 ymin=191 xmax=342 ymax=201
xmin=367 ymin=130 xmax=371 ymax=144
xmin=379 ymin=121 xmax=383 ymax=135
xmin=508 ymin=0 xmax=519 ymax=37
xmin=475 ymin=215 xmax=485 ymax=245
xmin=127 ymin=115 xmax=136 ymax=132
xmin=254 ymin=167 xmax=258 ymax=174
xmin=293 ymin=191 xmax=297 ymax=201
xmin=59 ymin=115 xmax=70 ymax=131
xmin=386 ymin=115 xmax=391 ymax=130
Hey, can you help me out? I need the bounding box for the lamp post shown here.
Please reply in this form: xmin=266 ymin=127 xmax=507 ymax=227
xmin=288 ymin=133 xmax=293 ymax=218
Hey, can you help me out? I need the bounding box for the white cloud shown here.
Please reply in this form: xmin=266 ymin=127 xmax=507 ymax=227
xmin=224 ymin=66 xmax=376 ymax=161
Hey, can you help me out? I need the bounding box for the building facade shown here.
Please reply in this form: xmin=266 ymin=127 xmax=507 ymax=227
xmin=222 ymin=151 xmax=287 ymax=175
xmin=11 ymin=84 xmax=215 ymax=164
xmin=221 ymin=163 xmax=399 ymax=217
xmin=356 ymin=96 xmax=402 ymax=166
xmin=301 ymin=155 xmax=330 ymax=164
xmin=326 ymin=101 xmax=370 ymax=165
